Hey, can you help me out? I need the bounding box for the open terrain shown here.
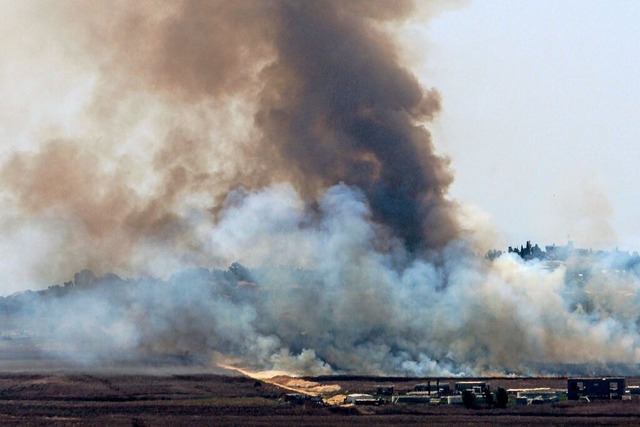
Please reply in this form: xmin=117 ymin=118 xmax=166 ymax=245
xmin=0 ymin=371 xmax=638 ymax=426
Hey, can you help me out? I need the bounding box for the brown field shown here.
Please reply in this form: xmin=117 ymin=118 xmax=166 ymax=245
xmin=0 ymin=371 xmax=639 ymax=426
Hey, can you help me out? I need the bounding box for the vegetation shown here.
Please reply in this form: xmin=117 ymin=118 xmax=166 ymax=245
xmin=461 ymin=390 xmax=475 ymax=409
xmin=495 ymin=387 xmax=508 ymax=408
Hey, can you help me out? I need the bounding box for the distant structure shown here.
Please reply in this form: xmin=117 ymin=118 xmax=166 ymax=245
xmin=508 ymin=241 xmax=545 ymax=260
xmin=455 ymin=381 xmax=490 ymax=395
xmin=567 ymin=378 xmax=625 ymax=400
xmin=487 ymin=240 xmax=640 ymax=270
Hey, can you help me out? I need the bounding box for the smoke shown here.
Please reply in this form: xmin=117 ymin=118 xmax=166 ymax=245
xmin=0 ymin=0 xmax=458 ymax=289
xmin=4 ymin=184 xmax=640 ymax=376
xmin=552 ymin=176 xmax=617 ymax=249
xmin=1 ymin=0 xmax=639 ymax=377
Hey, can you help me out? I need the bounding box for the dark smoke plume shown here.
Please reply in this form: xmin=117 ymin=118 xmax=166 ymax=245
xmin=256 ymin=1 xmax=458 ymax=250
xmin=0 ymin=0 xmax=458 ymax=283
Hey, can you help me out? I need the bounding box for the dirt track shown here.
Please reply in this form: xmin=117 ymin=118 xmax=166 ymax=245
xmin=0 ymin=373 xmax=639 ymax=425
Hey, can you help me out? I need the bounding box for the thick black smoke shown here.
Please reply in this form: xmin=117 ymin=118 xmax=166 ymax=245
xmin=256 ymin=1 xmax=458 ymax=250
xmin=0 ymin=0 xmax=457 ymax=282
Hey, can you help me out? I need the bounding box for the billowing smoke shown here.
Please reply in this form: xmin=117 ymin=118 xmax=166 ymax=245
xmin=4 ymin=185 xmax=640 ymax=376
xmin=0 ymin=0 xmax=456 ymax=285
xmin=1 ymin=0 xmax=639 ymax=376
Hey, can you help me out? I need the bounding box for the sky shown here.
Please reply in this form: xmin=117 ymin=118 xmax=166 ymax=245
xmin=416 ymin=0 xmax=640 ymax=251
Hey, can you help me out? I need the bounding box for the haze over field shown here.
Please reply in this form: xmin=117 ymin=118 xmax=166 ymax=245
xmin=1 ymin=0 xmax=640 ymax=376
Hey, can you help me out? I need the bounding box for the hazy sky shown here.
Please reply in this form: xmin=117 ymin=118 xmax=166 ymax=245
xmin=419 ymin=0 xmax=640 ymax=250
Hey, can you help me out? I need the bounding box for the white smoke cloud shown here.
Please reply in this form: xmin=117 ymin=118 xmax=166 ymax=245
xmin=3 ymin=182 xmax=640 ymax=376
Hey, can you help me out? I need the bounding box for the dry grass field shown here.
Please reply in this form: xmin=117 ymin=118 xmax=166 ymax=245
xmin=0 ymin=372 xmax=638 ymax=426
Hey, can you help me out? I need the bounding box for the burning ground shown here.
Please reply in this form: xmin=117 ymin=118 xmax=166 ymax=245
xmin=4 ymin=248 xmax=640 ymax=377
xmin=2 ymin=0 xmax=640 ymax=377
